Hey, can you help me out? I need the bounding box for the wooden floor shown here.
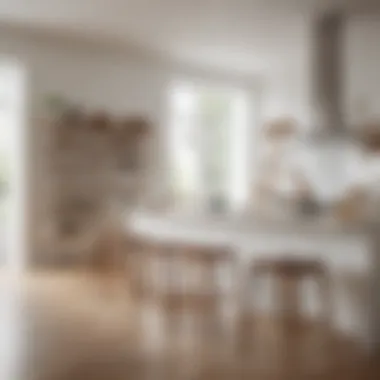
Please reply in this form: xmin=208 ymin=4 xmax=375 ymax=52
xmin=0 ymin=270 xmax=377 ymax=380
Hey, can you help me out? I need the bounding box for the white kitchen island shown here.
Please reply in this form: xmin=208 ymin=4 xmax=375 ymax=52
xmin=128 ymin=211 xmax=380 ymax=353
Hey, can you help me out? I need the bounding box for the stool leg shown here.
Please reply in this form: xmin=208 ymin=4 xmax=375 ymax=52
xmin=276 ymin=275 xmax=303 ymax=373
xmin=317 ymin=274 xmax=332 ymax=326
xmin=225 ymin=266 xmax=242 ymax=357
xmin=316 ymin=274 xmax=334 ymax=371
xmin=235 ymin=271 xmax=260 ymax=355
xmin=277 ymin=275 xmax=299 ymax=323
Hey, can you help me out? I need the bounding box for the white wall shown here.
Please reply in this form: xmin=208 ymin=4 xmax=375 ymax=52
xmin=0 ymin=32 xmax=169 ymax=118
xmin=346 ymin=16 xmax=380 ymax=125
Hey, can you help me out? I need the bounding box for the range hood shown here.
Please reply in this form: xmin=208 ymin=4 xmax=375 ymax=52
xmin=302 ymin=9 xmax=363 ymax=203
xmin=311 ymin=10 xmax=346 ymax=138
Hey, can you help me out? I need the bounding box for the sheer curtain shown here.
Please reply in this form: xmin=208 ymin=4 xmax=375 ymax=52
xmin=168 ymin=80 xmax=251 ymax=214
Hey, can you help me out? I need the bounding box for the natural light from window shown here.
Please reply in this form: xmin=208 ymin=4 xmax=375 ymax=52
xmin=168 ymin=80 xmax=251 ymax=214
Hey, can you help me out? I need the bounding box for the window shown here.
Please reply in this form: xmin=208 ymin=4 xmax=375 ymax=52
xmin=168 ymin=80 xmax=251 ymax=213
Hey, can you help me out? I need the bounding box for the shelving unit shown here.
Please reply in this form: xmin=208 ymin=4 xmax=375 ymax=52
xmin=39 ymin=112 xmax=150 ymax=266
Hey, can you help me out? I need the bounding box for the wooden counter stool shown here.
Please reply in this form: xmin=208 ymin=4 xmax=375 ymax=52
xmin=249 ymin=257 xmax=331 ymax=324
xmin=244 ymin=257 xmax=333 ymax=369
xmin=123 ymin=235 xmax=157 ymax=301
xmin=236 ymin=257 xmax=332 ymax=357
xmin=158 ymin=245 xmax=237 ymax=351
xmin=125 ymin=240 xmax=189 ymax=308
xmin=181 ymin=246 xmax=236 ymax=314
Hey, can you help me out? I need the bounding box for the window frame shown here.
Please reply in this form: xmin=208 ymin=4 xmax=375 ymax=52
xmin=165 ymin=73 xmax=261 ymax=213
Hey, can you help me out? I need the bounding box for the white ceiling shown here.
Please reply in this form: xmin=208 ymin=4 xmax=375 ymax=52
xmin=0 ymin=0 xmax=379 ymax=74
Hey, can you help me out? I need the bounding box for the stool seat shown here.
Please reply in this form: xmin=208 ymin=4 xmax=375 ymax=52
xmin=252 ymin=258 xmax=327 ymax=277
xmin=160 ymin=291 xmax=220 ymax=313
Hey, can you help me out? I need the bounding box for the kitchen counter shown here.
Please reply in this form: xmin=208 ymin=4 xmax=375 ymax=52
xmin=129 ymin=212 xmax=372 ymax=261
xmin=128 ymin=210 xmax=380 ymax=352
